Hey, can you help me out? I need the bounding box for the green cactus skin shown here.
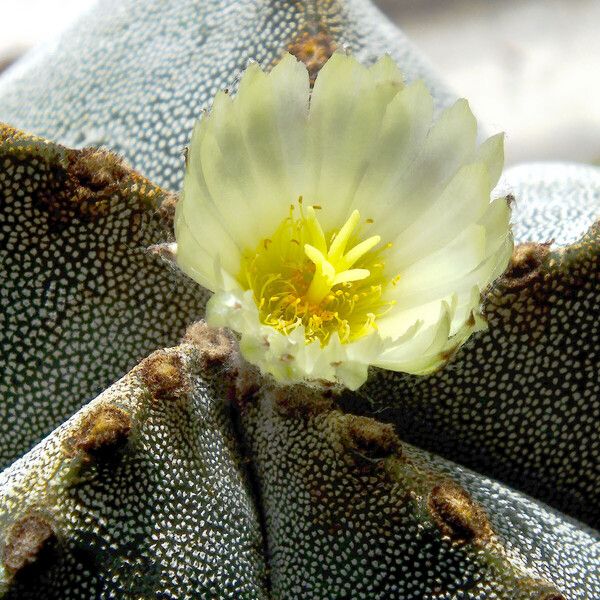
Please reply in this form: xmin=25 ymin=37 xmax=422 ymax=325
xmin=1 ymin=327 xmax=597 ymax=598
xmin=238 ymin=381 xmax=597 ymax=599
xmin=0 ymin=0 xmax=598 ymax=597
xmin=0 ymin=124 xmax=207 ymax=468
xmin=0 ymin=333 xmax=267 ymax=599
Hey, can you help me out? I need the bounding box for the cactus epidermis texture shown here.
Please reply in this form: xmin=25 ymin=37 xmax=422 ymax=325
xmin=0 ymin=0 xmax=599 ymax=598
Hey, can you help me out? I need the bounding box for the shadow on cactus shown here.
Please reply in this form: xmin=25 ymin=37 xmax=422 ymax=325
xmin=0 ymin=0 xmax=599 ymax=598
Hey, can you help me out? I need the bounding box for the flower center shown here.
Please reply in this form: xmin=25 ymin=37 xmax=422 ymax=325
xmin=241 ymin=199 xmax=396 ymax=345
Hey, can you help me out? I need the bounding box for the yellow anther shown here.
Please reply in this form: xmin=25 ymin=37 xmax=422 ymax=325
xmin=242 ymin=206 xmax=395 ymax=346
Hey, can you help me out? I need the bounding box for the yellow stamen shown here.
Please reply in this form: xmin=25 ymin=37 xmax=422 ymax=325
xmin=240 ymin=205 xmax=394 ymax=346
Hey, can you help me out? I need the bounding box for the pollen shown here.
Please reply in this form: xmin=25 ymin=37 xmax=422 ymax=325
xmin=241 ymin=201 xmax=394 ymax=345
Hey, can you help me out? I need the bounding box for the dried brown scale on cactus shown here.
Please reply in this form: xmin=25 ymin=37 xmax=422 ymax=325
xmin=182 ymin=321 xmax=238 ymax=371
xmin=61 ymin=148 xmax=130 ymax=220
xmin=287 ymin=31 xmax=337 ymax=85
xmin=427 ymin=482 xmax=492 ymax=545
xmin=272 ymin=385 xmax=335 ymax=420
xmin=139 ymin=351 xmax=189 ymax=400
xmin=335 ymin=414 xmax=400 ymax=460
xmin=501 ymin=242 xmax=553 ymax=291
xmin=156 ymin=191 xmax=179 ymax=233
xmin=63 ymin=405 xmax=132 ymax=458
xmin=2 ymin=514 xmax=56 ymax=576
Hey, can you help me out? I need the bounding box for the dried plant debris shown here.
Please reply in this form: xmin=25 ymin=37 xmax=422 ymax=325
xmin=0 ymin=343 xmax=267 ymax=599
xmin=0 ymin=124 xmax=208 ymax=468
xmin=287 ymin=30 xmax=337 ymax=85
xmin=348 ymin=166 xmax=600 ymax=527
xmin=237 ymin=384 xmax=597 ymax=599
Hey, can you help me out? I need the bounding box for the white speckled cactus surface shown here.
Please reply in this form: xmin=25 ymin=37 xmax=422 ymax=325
xmin=0 ymin=1 xmax=598 ymax=598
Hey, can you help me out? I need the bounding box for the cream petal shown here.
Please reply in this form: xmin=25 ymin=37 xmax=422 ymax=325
xmin=374 ymin=304 xmax=452 ymax=371
xmin=176 ymin=169 xmax=243 ymax=279
xmin=473 ymin=132 xmax=505 ymax=189
xmin=196 ymin=56 xmax=311 ymax=247
xmin=394 ymin=224 xmax=487 ymax=291
xmin=233 ymin=62 xmax=305 ymax=226
xmin=448 ymin=286 xmax=484 ymax=335
xmin=368 ymin=53 xmax=405 ymax=86
xmin=184 ymin=115 xmax=258 ymax=252
xmin=198 ymin=129 xmax=264 ymax=250
xmin=389 ymin=162 xmax=492 ymax=270
xmin=268 ymin=54 xmax=311 ymax=199
xmin=334 ymin=361 xmax=369 ymax=391
xmin=294 ymin=336 xmax=322 ymax=377
xmin=478 ymin=195 xmax=512 ymax=259
xmin=175 ymin=53 xmax=513 ymax=389
xmin=200 ymin=90 xmax=260 ymax=220
xmin=376 ymin=302 xmax=432 ymax=339
xmin=172 ymin=217 xmax=216 ymax=290
xmin=349 ymin=80 xmax=434 ymax=217
xmin=373 ymin=98 xmax=478 ymax=241
xmin=394 ymin=327 xmax=467 ymax=376
xmin=486 ymin=233 xmax=514 ymax=282
xmin=390 ymin=239 xmax=512 ymax=313
xmin=308 ymin=53 xmax=404 ymax=231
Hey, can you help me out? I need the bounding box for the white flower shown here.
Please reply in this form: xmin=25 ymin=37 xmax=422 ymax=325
xmin=174 ymin=53 xmax=513 ymax=390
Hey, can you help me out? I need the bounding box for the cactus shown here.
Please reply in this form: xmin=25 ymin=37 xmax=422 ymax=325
xmin=1 ymin=321 xmax=597 ymax=598
xmin=0 ymin=0 xmax=598 ymax=598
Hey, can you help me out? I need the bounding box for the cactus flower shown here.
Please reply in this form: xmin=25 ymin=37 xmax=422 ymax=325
xmin=174 ymin=53 xmax=513 ymax=389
